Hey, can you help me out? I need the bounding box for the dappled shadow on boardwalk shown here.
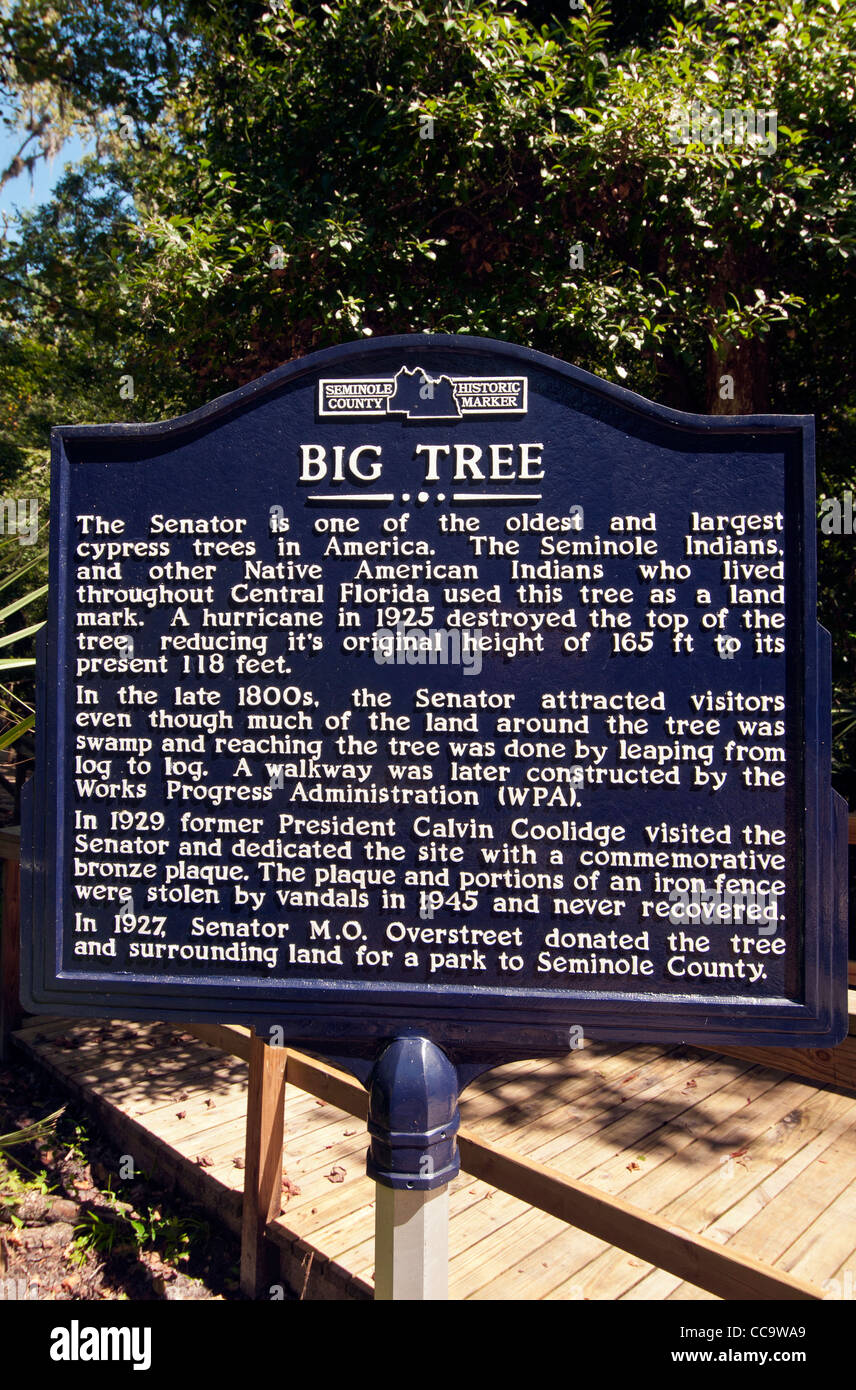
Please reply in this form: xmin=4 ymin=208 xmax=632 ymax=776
xmin=27 ymin=1023 xmax=835 ymax=1184
xmin=18 ymin=1019 xmax=247 ymax=1106
xmin=458 ymin=1041 xmax=822 ymax=1175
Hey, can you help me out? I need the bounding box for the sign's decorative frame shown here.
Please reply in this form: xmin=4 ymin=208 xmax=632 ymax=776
xmin=21 ymin=335 xmax=848 ymax=1062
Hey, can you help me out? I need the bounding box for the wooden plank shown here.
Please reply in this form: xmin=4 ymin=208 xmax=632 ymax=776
xmin=300 ymin=1195 xmax=378 ymax=1273
xmin=708 ymin=1037 xmax=856 ymax=1093
xmin=455 ymin=1130 xmax=822 ymax=1300
xmin=285 ymin=1050 xmax=369 ymax=1122
xmin=577 ymin=1069 xmax=814 ymax=1199
xmin=726 ymin=1124 xmax=856 ymax=1271
xmin=283 ymin=1163 xmax=376 ymax=1234
xmin=282 ymin=1146 xmax=372 ymax=1222
xmin=27 ymin=1040 xmax=245 ymax=1103
xmin=240 ymin=1034 xmax=287 ymax=1297
xmin=465 ymin=1216 xmax=599 ymax=1302
xmin=627 ymin=1095 xmax=856 ymax=1300
xmin=459 ymin=1046 xmax=633 ymax=1115
xmin=14 ymin=1016 xmax=102 ymax=1040
xmin=555 ymin=1078 xmax=856 ymax=1302
xmin=277 ymin=1120 xmax=366 ymax=1189
xmin=13 ymin=1017 xmax=842 ymax=1300
xmin=460 ymin=1063 xmax=792 ymax=1301
xmin=183 ymin=1021 xmax=252 ymax=1062
xmin=460 ymin=1045 xmax=677 ymax=1140
xmin=140 ymin=1092 xmax=250 ymax=1148
xmin=510 ymin=1055 xmax=769 ymax=1185
xmin=279 ymin=1047 xmax=827 ymax=1299
xmin=14 ymin=1024 xmax=246 ymax=1228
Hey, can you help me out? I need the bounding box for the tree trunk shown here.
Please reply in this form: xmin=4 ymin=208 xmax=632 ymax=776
xmin=706 ymin=335 xmax=770 ymax=415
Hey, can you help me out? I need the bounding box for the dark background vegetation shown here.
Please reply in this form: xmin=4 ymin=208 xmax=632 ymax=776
xmin=0 ymin=0 xmax=854 ymax=801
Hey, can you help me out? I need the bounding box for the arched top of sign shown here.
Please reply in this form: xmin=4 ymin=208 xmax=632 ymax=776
xmin=53 ymin=334 xmax=813 ymax=445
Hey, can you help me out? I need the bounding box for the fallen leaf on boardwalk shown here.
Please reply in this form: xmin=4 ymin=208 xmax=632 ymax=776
xmin=685 ymin=1079 xmax=697 ymax=1089
xmin=196 ymin=1155 xmax=214 ymax=1167
xmin=626 ymin=1161 xmax=640 ymax=1171
xmin=327 ymin=1166 xmax=346 ymax=1183
xmin=205 ymin=1099 xmax=215 ymax=1109
xmin=233 ymin=1156 xmax=245 ymax=1169
xmin=282 ymin=1177 xmax=301 ymax=1198
xmin=730 ymin=1148 xmax=748 ymax=1158
xmin=176 ymin=1111 xmax=186 ymax=1120
xmin=177 ymin=1092 xmax=189 ymax=1102
xmin=315 ymin=1100 xmax=326 ymax=1107
xmin=343 ymin=1130 xmax=356 ymax=1137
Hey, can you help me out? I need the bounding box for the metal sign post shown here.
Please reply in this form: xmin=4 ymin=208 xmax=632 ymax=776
xmin=367 ymin=1036 xmax=459 ymax=1301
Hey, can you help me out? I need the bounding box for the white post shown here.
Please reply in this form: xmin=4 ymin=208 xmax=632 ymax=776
xmin=374 ymin=1183 xmax=450 ymax=1300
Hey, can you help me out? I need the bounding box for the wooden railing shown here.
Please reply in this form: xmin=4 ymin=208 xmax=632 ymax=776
xmin=188 ymin=1021 xmax=825 ymax=1300
xmin=2 ymin=826 xmax=850 ymax=1301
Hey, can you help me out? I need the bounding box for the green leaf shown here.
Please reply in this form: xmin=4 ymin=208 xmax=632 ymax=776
xmin=0 ymin=585 xmax=48 ymax=624
xmin=0 ymin=622 xmax=45 ymax=651
xmin=0 ymin=714 xmax=34 ymax=749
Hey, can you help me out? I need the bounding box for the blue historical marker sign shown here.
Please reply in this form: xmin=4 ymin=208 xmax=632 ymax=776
xmin=21 ymin=335 xmax=848 ymax=1060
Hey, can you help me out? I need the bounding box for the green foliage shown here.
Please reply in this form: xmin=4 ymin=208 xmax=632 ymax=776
xmin=0 ymin=0 xmax=855 ymax=782
xmin=0 ymin=1106 xmax=63 ymax=1200
xmin=0 ymin=544 xmax=48 ymax=749
xmin=72 ymin=1200 xmax=211 ymax=1267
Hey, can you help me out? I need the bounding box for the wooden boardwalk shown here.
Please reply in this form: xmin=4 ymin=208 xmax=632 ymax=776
xmin=13 ymin=1015 xmax=856 ymax=1300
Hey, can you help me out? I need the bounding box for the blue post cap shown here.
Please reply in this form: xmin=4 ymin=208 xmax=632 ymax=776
xmin=366 ymin=1036 xmax=461 ymax=1191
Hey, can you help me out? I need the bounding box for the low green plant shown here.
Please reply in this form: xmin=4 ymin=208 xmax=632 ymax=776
xmin=0 ymin=1107 xmax=64 ymax=1193
xmin=71 ymin=1199 xmax=210 ymax=1268
xmin=128 ymin=1206 xmax=210 ymax=1263
xmin=61 ymin=1120 xmax=90 ymax=1167
xmin=0 ymin=1107 xmax=64 ymax=1155
xmin=71 ymin=1208 xmax=126 ymax=1264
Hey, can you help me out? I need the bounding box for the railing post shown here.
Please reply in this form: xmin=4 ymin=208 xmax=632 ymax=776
xmin=240 ymin=1030 xmax=288 ymax=1297
xmin=0 ymin=827 xmax=22 ymax=1062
